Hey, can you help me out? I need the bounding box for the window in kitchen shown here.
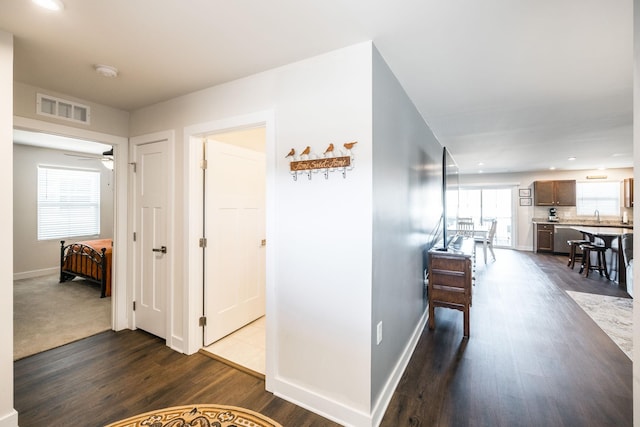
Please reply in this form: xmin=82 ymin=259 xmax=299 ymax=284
xmin=37 ymin=165 xmax=101 ymax=240
xmin=576 ymin=181 xmax=620 ymax=217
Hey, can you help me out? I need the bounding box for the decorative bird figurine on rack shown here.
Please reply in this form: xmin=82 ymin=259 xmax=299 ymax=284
xmin=343 ymin=141 xmax=358 ymax=150
xmin=300 ymin=146 xmax=311 ymax=156
xmin=324 ymin=143 xmax=334 ymax=155
xmin=285 ymin=148 xmax=295 ymax=158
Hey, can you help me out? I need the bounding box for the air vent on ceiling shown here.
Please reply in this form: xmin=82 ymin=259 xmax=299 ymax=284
xmin=36 ymin=93 xmax=91 ymax=125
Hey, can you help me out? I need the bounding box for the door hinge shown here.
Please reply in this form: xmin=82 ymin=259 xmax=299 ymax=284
xmin=199 ymin=316 xmax=207 ymax=327
xmin=133 ymin=301 xmax=136 ymax=311
xmin=199 ymin=237 xmax=207 ymax=248
xmin=200 ymin=159 xmax=208 ymax=170
xmin=129 ymin=162 xmax=137 ymax=173
xmin=133 ymin=232 xmax=137 ymax=242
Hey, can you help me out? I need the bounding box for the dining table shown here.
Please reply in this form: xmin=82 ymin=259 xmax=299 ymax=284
xmin=570 ymin=226 xmax=633 ymax=288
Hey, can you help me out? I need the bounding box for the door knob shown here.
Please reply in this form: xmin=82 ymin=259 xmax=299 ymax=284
xmin=152 ymin=246 xmax=167 ymax=254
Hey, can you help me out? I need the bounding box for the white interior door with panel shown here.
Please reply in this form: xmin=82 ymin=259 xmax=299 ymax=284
xmin=204 ymin=140 xmax=266 ymax=346
xmin=133 ymin=140 xmax=169 ymax=339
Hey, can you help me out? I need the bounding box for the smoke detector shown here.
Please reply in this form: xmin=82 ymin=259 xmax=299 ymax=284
xmin=94 ymin=64 xmax=119 ymax=78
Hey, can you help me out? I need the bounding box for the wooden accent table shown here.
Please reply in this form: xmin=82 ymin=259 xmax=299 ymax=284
xmin=428 ymin=238 xmax=474 ymax=337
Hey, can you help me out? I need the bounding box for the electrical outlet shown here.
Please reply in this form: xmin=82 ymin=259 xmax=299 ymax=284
xmin=376 ymin=321 xmax=383 ymax=345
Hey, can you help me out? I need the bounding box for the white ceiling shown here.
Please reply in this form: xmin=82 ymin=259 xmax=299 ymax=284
xmin=0 ymin=0 xmax=633 ymax=174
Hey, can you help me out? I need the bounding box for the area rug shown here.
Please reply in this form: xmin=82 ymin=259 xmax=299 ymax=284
xmin=566 ymin=290 xmax=633 ymax=360
xmin=105 ymin=404 xmax=283 ymax=427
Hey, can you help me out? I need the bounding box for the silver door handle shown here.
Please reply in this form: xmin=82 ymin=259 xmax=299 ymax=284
xmin=152 ymin=246 xmax=167 ymax=254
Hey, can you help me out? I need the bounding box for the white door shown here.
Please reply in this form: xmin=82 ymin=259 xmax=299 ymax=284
xmin=204 ymin=140 xmax=266 ymax=346
xmin=133 ymin=140 xmax=169 ymax=339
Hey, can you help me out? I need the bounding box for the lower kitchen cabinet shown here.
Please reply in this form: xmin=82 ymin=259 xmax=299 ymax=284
xmin=536 ymin=224 xmax=554 ymax=252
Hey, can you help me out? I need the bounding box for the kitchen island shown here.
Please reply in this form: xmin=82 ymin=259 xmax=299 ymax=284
xmin=570 ymin=226 xmax=633 ymax=289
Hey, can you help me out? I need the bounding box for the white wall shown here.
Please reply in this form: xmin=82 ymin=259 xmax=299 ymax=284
xmin=0 ymin=29 xmax=19 ymax=427
xmin=131 ymin=42 xmax=376 ymax=425
xmin=460 ymin=168 xmax=633 ymax=251
xmin=370 ymin=47 xmax=443 ymax=421
xmin=13 ymin=82 xmax=129 ymax=137
xmin=13 ymin=144 xmax=114 ymax=277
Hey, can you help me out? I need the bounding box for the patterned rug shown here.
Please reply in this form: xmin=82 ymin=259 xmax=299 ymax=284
xmin=105 ymin=404 xmax=283 ymax=427
xmin=566 ymin=291 xmax=633 ymax=360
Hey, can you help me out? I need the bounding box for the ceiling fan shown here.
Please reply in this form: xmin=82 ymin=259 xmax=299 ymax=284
xmin=64 ymin=147 xmax=114 ymax=169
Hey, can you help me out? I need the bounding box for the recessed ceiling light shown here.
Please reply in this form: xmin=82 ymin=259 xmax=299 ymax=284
xmin=94 ymin=64 xmax=119 ymax=78
xmin=32 ymin=0 xmax=64 ymax=11
xmin=568 ymin=156 xmax=576 ymax=161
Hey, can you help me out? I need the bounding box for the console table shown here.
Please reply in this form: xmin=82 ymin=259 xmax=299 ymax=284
xmin=428 ymin=238 xmax=474 ymax=337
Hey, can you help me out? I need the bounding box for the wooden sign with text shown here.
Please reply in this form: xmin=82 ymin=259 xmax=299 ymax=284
xmin=289 ymin=156 xmax=351 ymax=172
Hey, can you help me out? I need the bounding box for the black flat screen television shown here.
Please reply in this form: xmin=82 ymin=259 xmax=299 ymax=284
xmin=441 ymin=147 xmax=459 ymax=249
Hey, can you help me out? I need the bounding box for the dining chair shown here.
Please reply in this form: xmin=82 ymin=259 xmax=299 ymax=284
xmin=474 ymin=219 xmax=497 ymax=262
xmin=456 ymin=218 xmax=475 ymax=237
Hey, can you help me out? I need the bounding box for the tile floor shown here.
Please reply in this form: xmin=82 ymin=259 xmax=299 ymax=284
xmin=202 ymin=316 xmax=265 ymax=376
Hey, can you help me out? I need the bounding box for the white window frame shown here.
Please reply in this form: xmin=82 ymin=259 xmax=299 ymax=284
xmin=37 ymin=165 xmax=101 ymax=240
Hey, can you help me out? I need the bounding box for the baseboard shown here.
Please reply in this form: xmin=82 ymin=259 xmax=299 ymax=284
xmin=270 ymin=310 xmax=429 ymax=427
xmin=370 ymin=308 xmax=429 ymax=426
xmin=13 ymin=267 xmax=58 ymax=281
xmin=271 ymin=377 xmax=372 ymax=427
xmin=0 ymin=409 xmax=18 ymax=427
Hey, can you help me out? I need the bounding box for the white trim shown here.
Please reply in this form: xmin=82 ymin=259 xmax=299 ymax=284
xmin=270 ymin=312 xmax=428 ymax=427
xmin=0 ymin=409 xmax=18 ymax=427
xmin=183 ymin=110 xmax=276 ymax=387
xmin=272 ymin=378 xmax=371 ymax=427
xmin=371 ymin=309 xmax=429 ymax=427
xmin=13 ymin=266 xmax=58 ymax=280
xmin=129 ymin=130 xmax=176 ymax=349
xmin=12 ymin=116 xmax=129 ymax=332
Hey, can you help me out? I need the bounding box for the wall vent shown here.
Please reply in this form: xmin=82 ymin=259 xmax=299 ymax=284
xmin=36 ymin=93 xmax=91 ymax=125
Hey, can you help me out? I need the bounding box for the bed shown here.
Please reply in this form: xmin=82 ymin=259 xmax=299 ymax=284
xmin=59 ymin=239 xmax=113 ymax=298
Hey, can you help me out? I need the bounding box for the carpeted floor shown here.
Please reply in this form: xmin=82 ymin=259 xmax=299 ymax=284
xmin=105 ymin=404 xmax=282 ymax=427
xmin=566 ymin=290 xmax=633 ymax=360
xmin=14 ymin=273 xmax=111 ymax=360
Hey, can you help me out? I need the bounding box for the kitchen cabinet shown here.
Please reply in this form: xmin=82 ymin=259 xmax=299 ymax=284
xmin=536 ymin=224 xmax=554 ymax=252
xmin=534 ymin=180 xmax=576 ymax=206
xmin=624 ymin=178 xmax=633 ymax=208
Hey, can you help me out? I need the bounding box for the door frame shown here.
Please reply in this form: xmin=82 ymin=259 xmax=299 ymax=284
xmin=183 ymin=110 xmax=275 ymax=386
xmin=13 ymin=116 xmax=129 ymax=331
xmin=129 ymin=131 xmax=176 ymax=348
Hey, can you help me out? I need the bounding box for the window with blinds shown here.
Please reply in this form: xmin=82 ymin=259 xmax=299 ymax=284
xmin=576 ymin=181 xmax=620 ymax=217
xmin=37 ymin=166 xmax=100 ymax=240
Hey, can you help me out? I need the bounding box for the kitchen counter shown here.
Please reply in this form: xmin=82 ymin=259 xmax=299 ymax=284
xmin=532 ymin=218 xmax=633 ymax=228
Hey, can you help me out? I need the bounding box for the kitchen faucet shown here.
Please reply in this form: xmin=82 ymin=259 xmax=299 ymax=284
xmin=594 ymin=209 xmax=600 ymax=223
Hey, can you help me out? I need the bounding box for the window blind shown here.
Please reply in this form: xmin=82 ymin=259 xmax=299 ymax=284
xmin=576 ymin=181 xmax=620 ymax=216
xmin=37 ymin=166 xmax=100 ymax=240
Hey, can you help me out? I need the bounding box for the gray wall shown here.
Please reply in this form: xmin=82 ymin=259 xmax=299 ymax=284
xmin=371 ymin=46 xmax=444 ymax=407
xmin=13 ymin=143 xmax=114 ymax=276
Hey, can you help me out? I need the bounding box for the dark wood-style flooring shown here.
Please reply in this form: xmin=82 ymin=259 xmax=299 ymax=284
xmin=15 ymin=249 xmax=632 ymax=426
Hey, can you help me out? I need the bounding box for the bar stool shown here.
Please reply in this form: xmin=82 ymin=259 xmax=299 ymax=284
xmin=567 ymin=239 xmax=590 ymax=269
xmin=579 ymin=243 xmax=609 ymax=279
